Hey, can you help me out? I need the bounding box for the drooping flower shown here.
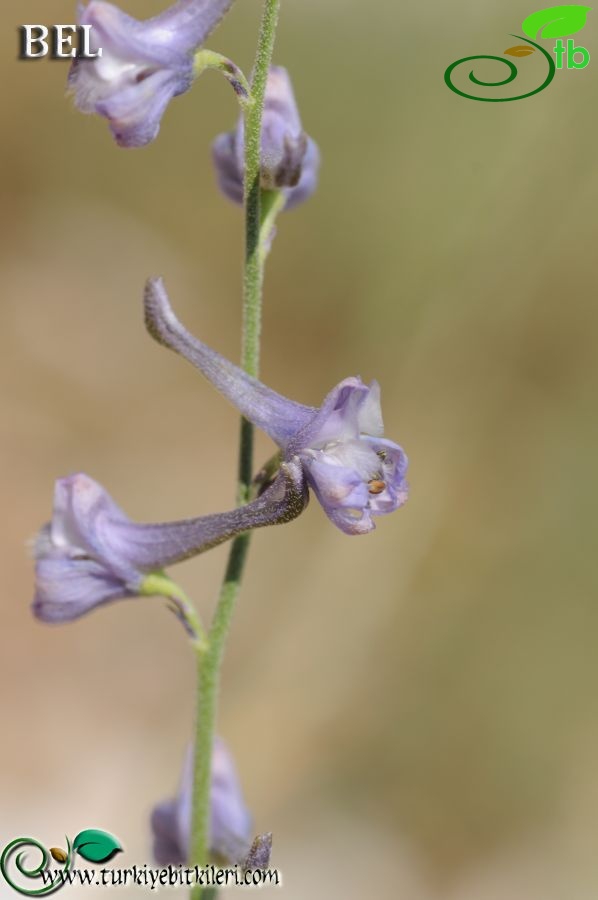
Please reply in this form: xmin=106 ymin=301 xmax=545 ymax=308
xmin=69 ymin=0 xmax=236 ymax=147
xmin=212 ymin=65 xmax=320 ymax=209
xmin=151 ymin=738 xmax=253 ymax=865
xmin=145 ymin=278 xmax=408 ymax=535
xmin=32 ymin=464 xmax=307 ymax=623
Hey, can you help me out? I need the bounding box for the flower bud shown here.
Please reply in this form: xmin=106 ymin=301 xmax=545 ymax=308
xmin=151 ymin=739 xmax=253 ymax=865
xmin=212 ymin=66 xmax=319 ymax=209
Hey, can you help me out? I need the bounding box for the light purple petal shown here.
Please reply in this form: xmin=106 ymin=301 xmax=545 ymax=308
xmin=301 ymin=459 xmax=375 ymax=535
xmin=51 ymin=472 xmax=127 ymax=551
xmin=95 ymin=69 xmax=186 ymax=148
xmin=32 ymin=475 xmax=141 ymax=623
xmin=210 ymin=738 xmax=254 ymax=863
xmin=300 ymin=435 xmax=408 ymax=534
xmin=284 ymin=137 xmax=320 ymax=209
xmin=259 ymin=67 xmax=307 ymax=190
xmin=78 ymin=0 xmax=235 ymax=65
xmin=144 ymin=277 xmax=316 ymax=448
xmin=290 ymin=381 xmax=408 ymax=532
xmin=151 ymin=800 xmax=183 ymax=865
xmin=302 ymin=457 xmax=370 ymax=510
xmin=356 ymin=380 xmax=384 ymax=437
xmin=286 ymin=377 xmax=368 ymax=455
xmin=264 ymin=67 xmax=302 ymax=135
xmin=319 ymin=504 xmax=375 ymax=535
xmin=362 ymin=437 xmax=409 ymax=514
xmin=211 ymin=131 xmax=244 ymax=204
xmin=50 ymin=473 xmax=138 ymax=584
xmin=150 ymin=0 xmax=236 ymax=56
xmin=32 ymin=549 xmax=135 ymax=624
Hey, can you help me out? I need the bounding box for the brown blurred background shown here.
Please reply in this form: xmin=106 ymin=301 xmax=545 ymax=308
xmin=2 ymin=0 xmax=598 ymax=896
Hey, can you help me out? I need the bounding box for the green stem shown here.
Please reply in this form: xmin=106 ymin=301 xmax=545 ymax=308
xmin=189 ymin=3 xmax=281 ymax=898
xmin=242 ymin=0 xmax=281 ymax=380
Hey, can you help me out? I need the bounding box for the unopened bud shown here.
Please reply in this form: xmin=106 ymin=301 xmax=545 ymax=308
xmin=212 ymin=66 xmax=319 ymax=210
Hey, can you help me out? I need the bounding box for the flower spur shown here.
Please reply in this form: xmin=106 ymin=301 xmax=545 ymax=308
xmin=145 ymin=277 xmax=408 ymax=535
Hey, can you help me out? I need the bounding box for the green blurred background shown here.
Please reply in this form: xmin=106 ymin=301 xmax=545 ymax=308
xmin=2 ymin=0 xmax=598 ymax=896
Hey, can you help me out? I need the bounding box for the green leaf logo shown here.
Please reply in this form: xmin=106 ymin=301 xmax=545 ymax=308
xmin=522 ymin=5 xmax=592 ymax=39
xmin=73 ymin=829 xmax=122 ymax=864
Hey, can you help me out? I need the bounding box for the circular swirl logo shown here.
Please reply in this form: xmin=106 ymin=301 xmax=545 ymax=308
xmin=0 ymin=830 xmax=121 ymax=896
xmin=444 ymin=35 xmax=555 ymax=102
xmin=444 ymin=5 xmax=591 ymax=102
xmin=0 ymin=838 xmax=73 ymax=896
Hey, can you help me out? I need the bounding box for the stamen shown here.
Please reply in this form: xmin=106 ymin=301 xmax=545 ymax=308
xmin=368 ymin=480 xmax=386 ymax=495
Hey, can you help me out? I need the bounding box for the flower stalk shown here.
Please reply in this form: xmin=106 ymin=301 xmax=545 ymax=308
xmin=189 ymin=2 xmax=281 ymax=895
xmin=140 ymin=572 xmax=208 ymax=652
xmin=258 ymin=189 xmax=286 ymax=264
xmin=193 ymin=49 xmax=254 ymax=110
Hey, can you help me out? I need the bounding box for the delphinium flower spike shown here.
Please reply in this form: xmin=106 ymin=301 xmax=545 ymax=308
xmin=212 ymin=65 xmax=320 ymax=209
xmin=69 ymin=0 xmax=238 ymax=147
xmin=145 ymin=278 xmax=408 ymax=535
xmin=32 ymin=464 xmax=307 ymax=624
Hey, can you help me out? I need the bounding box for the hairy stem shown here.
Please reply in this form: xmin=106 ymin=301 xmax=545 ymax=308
xmin=189 ymin=3 xmax=281 ymax=897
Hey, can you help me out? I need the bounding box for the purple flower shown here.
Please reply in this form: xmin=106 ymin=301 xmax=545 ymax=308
xmin=151 ymin=738 xmax=253 ymax=865
xmin=69 ymin=0 xmax=235 ymax=147
xmin=145 ymin=278 xmax=408 ymax=535
xmin=212 ymin=66 xmax=319 ymax=208
xmin=33 ymin=465 xmax=307 ymax=623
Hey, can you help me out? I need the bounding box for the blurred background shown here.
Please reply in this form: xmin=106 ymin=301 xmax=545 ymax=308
xmin=2 ymin=0 xmax=598 ymax=896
